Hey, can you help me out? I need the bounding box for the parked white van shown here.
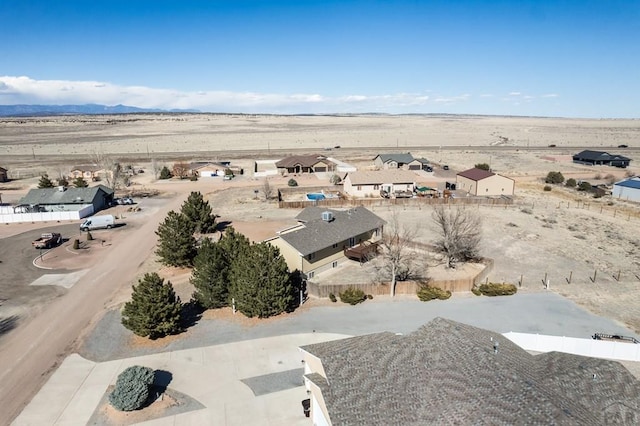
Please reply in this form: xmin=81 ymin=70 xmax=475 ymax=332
xmin=80 ymin=214 xmax=115 ymax=231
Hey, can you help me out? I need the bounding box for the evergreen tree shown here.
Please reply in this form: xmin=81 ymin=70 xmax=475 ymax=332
xmin=229 ymin=242 xmax=293 ymax=318
xmin=57 ymin=177 xmax=69 ymax=187
xmin=217 ymin=226 xmax=251 ymax=261
xmin=155 ymin=211 xmax=197 ymax=267
xmin=181 ymin=191 xmax=216 ymax=234
xmin=159 ymin=166 xmax=172 ymax=179
xmin=191 ymin=237 xmax=230 ymax=309
xmin=73 ymin=176 xmax=89 ymax=188
xmin=38 ymin=173 xmax=55 ymax=188
xmin=121 ymin=272 xmax=182 ymax=339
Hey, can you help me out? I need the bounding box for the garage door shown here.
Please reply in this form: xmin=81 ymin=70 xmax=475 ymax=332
xmin=315 ymin=167 xmax=327 ymax=172
xmin=200 ymin=171 xmax=216 ymax=177
xmin=409 ymin=165 xmax=421 ymax=170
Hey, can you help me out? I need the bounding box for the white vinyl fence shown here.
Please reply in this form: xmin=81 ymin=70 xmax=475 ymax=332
xmin=0 ymin=204 xmax=94 ymax=223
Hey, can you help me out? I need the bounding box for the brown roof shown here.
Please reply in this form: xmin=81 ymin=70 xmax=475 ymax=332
xmin=457 ymin=167 xmax=496 ymax=181
xmin=301 ymin=318 xmax=640 ymax=425
xmin=275 ymin=155 xmax=331 ymax=168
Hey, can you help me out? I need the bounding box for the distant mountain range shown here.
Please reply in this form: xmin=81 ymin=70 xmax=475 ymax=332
xmin=0 ymin=104 xmax=200 ymax=117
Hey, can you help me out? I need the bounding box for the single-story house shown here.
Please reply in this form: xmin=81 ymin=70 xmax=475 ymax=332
xmin=300 ymin=317 xmax=640 ymax=425
xmin=17 ymin=185 xmax=114 ymax=214
xmin=613 ymin=176 xmax=640 ymax=202
xmin=456 ymin=168 xmax=515 ymax=196
xmin=0 ymin=166 xmax=8 ymax=182
xmin=343 ymin=170 xmax=417 ymax=198
xmin=276 ymin=155 xmax=335 ymax=174
xmin=189 ymin=161 xmax=243 ymax=177
xmin=69 ymin=164 xmax=111 ymax=181
xmin=572 ymin=150 xmax=631 ymax=168
xmin=373 ymin=153 xmax=423 ymax=170
xmin=266 ymin=206 xmax=385 ymax=278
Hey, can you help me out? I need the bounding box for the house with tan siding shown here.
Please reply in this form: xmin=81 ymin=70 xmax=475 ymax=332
xmin=266 ymin=206 xmax=385 ymax=279
xmin=276 ymin=155 xmax=336 ymax=174
xmin=343 ymin=170 xmax=417 ymax=198
xmin=456 ymin=168 xmax=515 ymax=196
xmin=69 ymin=164 xmax=111 ymax=181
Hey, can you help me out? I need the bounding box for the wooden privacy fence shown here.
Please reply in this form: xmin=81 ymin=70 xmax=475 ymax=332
xmin=279 ymin=196 xmax=513 ymax=209
xmin=306 ymin=258 xmax=494 ymax=298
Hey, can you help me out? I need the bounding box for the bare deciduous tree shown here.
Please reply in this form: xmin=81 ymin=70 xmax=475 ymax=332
xmin=172 ymin=162 xmax=189 ymax=180
xmin=92 ymin=151 xmax=121 ymax=189
xmin=151 ymin=159 xmax=160 ymax=180
xmin=432 ymin=205 xmax=482 ymax=268
xmin=367 ymin=213 xmax=428 ymax=297
xmin=262 ymin=178 xmax=273 ymax=201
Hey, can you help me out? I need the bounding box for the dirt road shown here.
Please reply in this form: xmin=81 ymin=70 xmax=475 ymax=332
xmin=0 ymin=191 xmax=188 ymax=424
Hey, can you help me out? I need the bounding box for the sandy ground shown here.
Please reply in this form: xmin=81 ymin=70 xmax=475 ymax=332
xmin=0 ymin=115 xmax=639 ymax=424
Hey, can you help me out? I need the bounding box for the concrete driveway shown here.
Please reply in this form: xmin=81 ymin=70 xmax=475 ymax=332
xmin=14 ymin=333 xmax=348 ymax=426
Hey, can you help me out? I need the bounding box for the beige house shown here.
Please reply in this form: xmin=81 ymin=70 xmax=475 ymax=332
xmin=266 ymin=206 xmax=385 ymax=279
xmin=456 ymin=168 xmax=515 ymax=196
xmin=372 ymin=153 xmax=424 ymax=170
xmin=276 ymin=154 xmax=335 ymax=174
xmin=69 ymin=164 xmax=111 ymax=181
xmin=343 ymin=170 xmax=417 ymax=198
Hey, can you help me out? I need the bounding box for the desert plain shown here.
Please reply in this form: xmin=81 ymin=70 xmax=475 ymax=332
xmin=0 ymin=113 xmax=640 ymax=424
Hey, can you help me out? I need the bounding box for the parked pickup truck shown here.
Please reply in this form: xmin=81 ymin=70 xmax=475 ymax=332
xmin=32 ymin=232 xmax=62 ymax=249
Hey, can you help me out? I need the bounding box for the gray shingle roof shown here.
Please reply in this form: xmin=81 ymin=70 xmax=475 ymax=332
xmin=374 ymin=153 xmax=415 ymax=164
xmin=573 ymin=150 xmax=631 ymax=162
xmin=301 ymin=318 xmax=640 ymax=425
xmin=279 ymin=206 xmax=385 ymax=256
xmin=18 ymin=185 xmax=114 ymax=205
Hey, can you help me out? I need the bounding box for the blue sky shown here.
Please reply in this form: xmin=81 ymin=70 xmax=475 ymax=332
xmin=1 ymin=0 xmax=638 ymax=117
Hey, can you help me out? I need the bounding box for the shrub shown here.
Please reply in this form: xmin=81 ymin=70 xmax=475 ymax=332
xmin=108 ymin=365 xmax=155 ymax=411
xmin=330 ymin=174 xmax=342 ymax=185
xmin=578 ymin=181 xmax=592 ymax=191
xmin=189 ymin=174 xmax=198 ymax=181
xmin=471 ymin=286 xmax=482 ymax=296
xmin=565 ymin=178 xmax=577 ymax=188
xmin=339 ymin=287 xmax=366 ymax=305
xmin=367 ymin=294 xmax=373 ymax=300
xmin=594 ymin=173 xmax=602 ymax=180
xmin=329 ymin=293 xmax=337 ymax=302
xmin=545 ymin=171 xmax=564 ymax=184
xmin=287 ymin=178 xmax=298 ymax=187
xmin=543 ymin=185 xmax=552 ymax=192
xmin=520 ymin=208 xmax=533 ymax=214
xmin=417 ymin=285 xmax=451 ymax=301
xmin=477 ymin=283 xmax=518 ymax=296
xmin=474 ymin=163 xmax=490 ymax=171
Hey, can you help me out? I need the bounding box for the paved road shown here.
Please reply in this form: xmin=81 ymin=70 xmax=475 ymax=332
xmin=0 ymin=193 xmax=188 ymax=425
xmin=80 ymin=291 xmax=640 ymax=363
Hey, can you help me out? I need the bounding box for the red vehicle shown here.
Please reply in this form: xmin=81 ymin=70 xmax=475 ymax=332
xmin=32 ymin=233 xmax=62 ymax=249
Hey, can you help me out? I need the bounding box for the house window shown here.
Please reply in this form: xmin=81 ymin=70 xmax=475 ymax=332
xmin=308 ymin=252 xmax=316 ymax=261
xmin=486 ymin=188 xmax=488 ymax=192
xmin=349 ymin=237 xmax=356 ymax=247
xmin=373 ymin=185 xmax=379 ymax=190
xmin=357 ymin=185 xmax=362 ymax=191
xmin=307 ymin=271 xmax=315 ymax=278
xmin=374 ymin=228 xmax=380 ymax=237
xmin=332 ymin=261 xmax=338 ymax=268
xmin=332 ymin=243 xmax=338 ymax=248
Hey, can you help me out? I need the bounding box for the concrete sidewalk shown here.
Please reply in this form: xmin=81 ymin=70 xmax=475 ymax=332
xmin=13 ymin=333 xmax=347 ymax=426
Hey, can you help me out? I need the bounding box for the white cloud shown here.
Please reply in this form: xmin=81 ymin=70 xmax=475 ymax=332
xmin=509 ymin=91 xmax=521 ymax=96
xmin=541 ymin=93 xmax=559 ymax=98
xmin=0 ymin=76 xmax=455 ymax=113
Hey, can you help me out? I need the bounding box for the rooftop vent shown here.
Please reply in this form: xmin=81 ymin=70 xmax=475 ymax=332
xmin=57 ymin=186 xmax=66 ymax=192
xmin=321 ymin=211 xmax=334 ymax=222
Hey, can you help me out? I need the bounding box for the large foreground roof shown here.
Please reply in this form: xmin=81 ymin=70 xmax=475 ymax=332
xmin=301 ymin=318 xmax=640 ymax=425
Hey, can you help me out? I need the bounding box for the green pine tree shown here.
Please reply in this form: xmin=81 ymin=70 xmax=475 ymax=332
xmin=155 ymin=211 xmax=197 ymax=267
xmin=191 ymin=237 xmax=230 ymax=309
xmin=73 ymin=176 xmax=89 ymax=188
xmin=181 ymin=191 xmax=216 ymax=234
xmin=38 ymin=173 xmax=55 ymax=188
xmin=159 ymin=166 xmax=172 ymax=179
xmin=121 ymin=272 xmax=183 ymax=339
xmin=229 ymin=242 xmax=293 ymax=318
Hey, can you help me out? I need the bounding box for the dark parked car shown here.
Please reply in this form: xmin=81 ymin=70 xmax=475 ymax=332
xmin=443 ymin=165 xmax=449 ymax=170
xmin=618 ymin=144 xmax=629 ymax=148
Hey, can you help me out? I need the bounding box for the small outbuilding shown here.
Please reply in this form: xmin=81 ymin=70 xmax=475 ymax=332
xmin=456 ymin=168 xmax=515 ymax=196
xmin=0 ymin=166 xmax=8 ymax=182
xmin=612 ymin=176 xmax=640 ymax=202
